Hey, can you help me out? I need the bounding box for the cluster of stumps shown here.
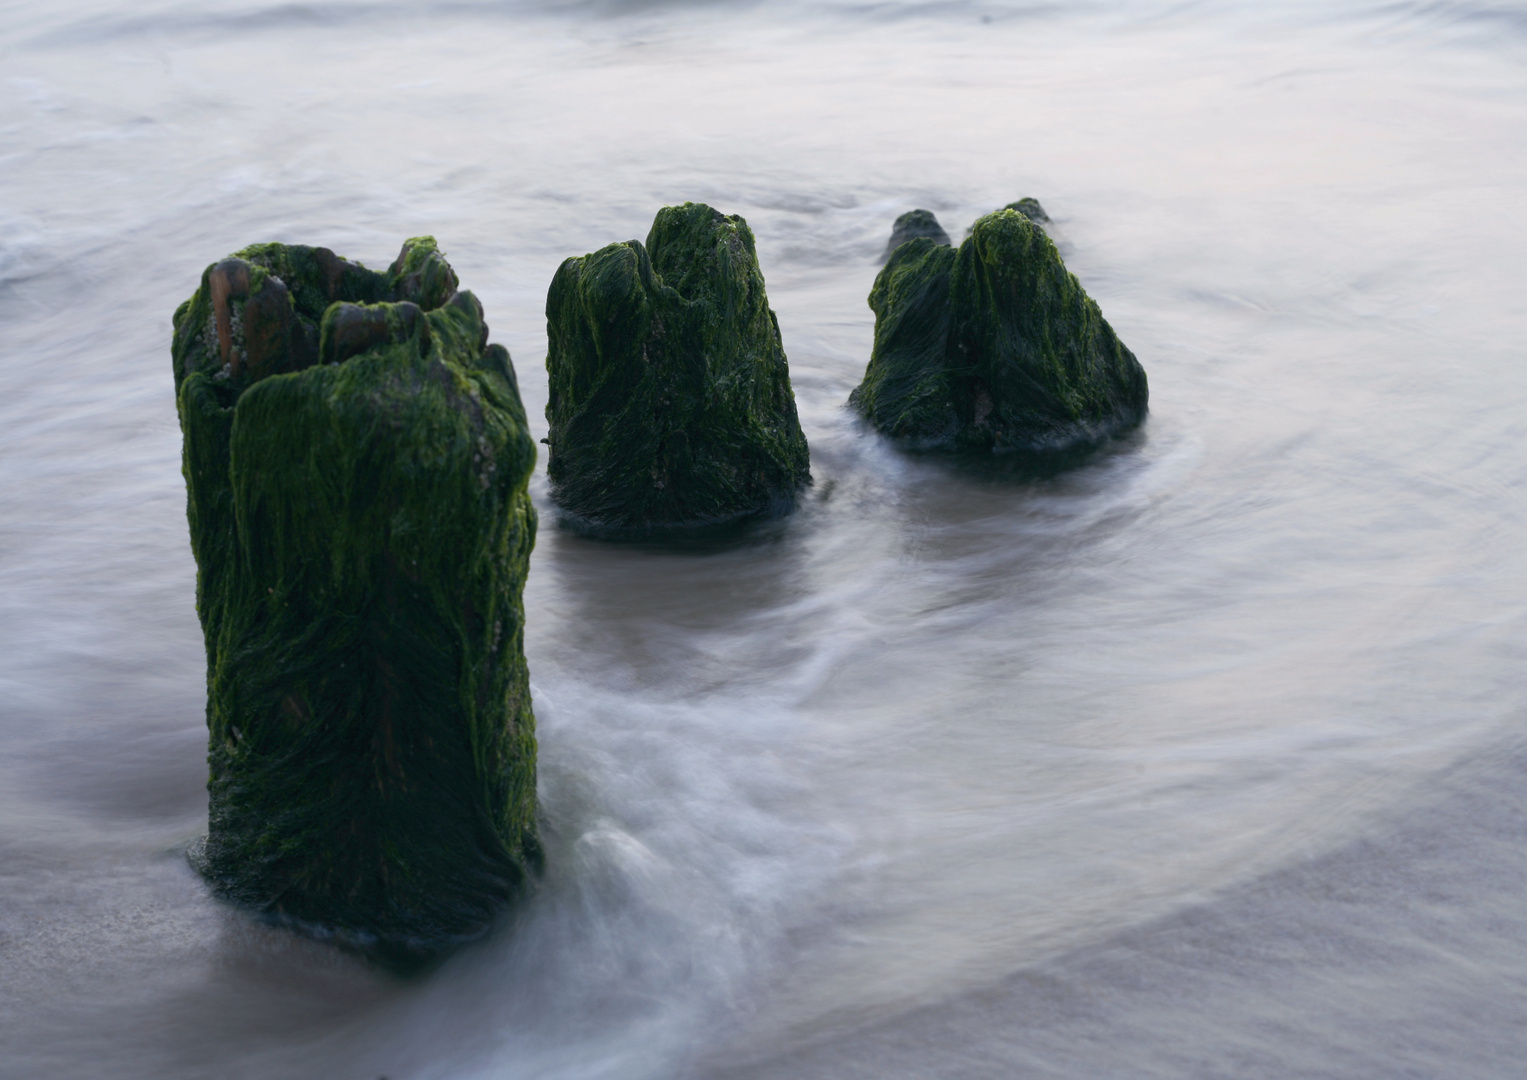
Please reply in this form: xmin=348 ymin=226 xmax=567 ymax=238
xmin=171 ymin=199 xmax=1147 ymax=965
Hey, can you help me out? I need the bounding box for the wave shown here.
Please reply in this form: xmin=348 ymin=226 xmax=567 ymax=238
xmin=16 ymin=0 xmax=1527 ymax=53
xmin=1366 ymin=0 xmax=1527 ymax=43
xmin=706 ymin=730 xmax=1527 ymax=1079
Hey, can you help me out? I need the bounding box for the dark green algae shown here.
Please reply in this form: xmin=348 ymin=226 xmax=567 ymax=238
xmin=852 ymin=206 xmax=1147 ymax=454
xmin=544 ymin=202 xmax=811 ymax=536
xmin=171 ymin=237 xmax=540 ymax=964
xmin=881 ymin=208 xmax=951 ymax=262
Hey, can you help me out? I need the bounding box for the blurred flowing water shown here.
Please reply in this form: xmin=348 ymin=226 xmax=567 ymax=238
xmin=4 ymin=0 xmax=1527 ymax=1076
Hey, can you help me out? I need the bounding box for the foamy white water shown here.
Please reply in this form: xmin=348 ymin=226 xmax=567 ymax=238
xmin=3 ymin=1 xmax=1527 ymax=1076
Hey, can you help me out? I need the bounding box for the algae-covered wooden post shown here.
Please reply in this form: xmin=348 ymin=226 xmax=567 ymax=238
xmin=881 ymin=208 xmax=952 ymax=263
xmin=1004 ymin=197 xmax=1050 ymax=223
xmin=171 ymin=238 xmax=540 ymax=959
xmin=543 ymin=202 xmax=811 ymax=534
xmin=852 ymin=203 xmax=1148 ymax=452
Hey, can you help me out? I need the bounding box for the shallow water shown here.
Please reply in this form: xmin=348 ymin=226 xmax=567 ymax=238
xmin=3 ymin=1 xmax=1527 ymax=1076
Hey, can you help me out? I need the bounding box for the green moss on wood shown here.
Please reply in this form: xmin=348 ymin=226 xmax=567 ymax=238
xmin=1005 ymin=197 xmax=1049 ymax=223
xmin=544 ymin=202 xmax=810 ymax=533
xmin=853 ymin=207 xmax=1147 ymax=454
xmin=172 ymin=238 xmax=539 ymax=960
xmin=881 ymin=209 xmax=952 ymax=263
xmin=850 ymin=237 xmax=959 ymax=443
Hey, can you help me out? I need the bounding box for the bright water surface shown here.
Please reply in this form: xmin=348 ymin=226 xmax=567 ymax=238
xmin=4 ymin=1 xmax=1527 ymax=1076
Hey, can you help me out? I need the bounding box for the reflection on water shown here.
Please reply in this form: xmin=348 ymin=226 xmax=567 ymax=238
xmin=3 ymin=1 xmax=1527 ymax=1077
